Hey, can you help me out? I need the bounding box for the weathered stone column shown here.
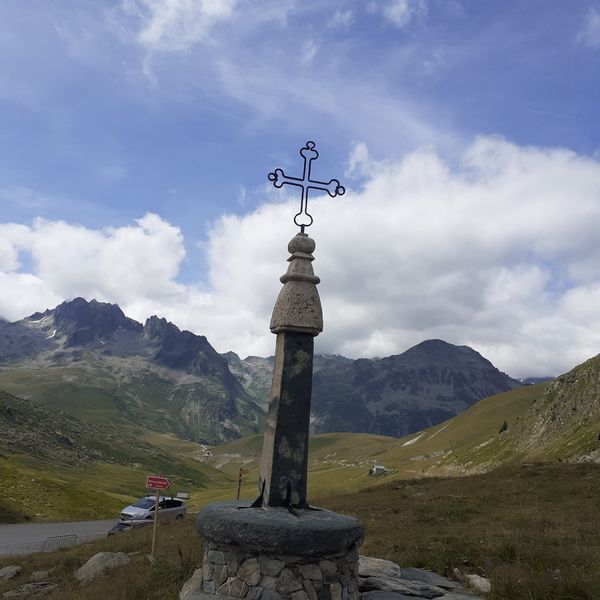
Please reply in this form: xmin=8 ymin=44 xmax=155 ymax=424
xmin=257 ymin=232 xmax=322 ymax=508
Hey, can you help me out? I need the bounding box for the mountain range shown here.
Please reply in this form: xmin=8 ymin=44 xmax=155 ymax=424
xmin=0 ymin=298 xmax=262 ymax=443
xmin=225 ymin=340 xmax=522 ymax=437
xmin=1 ymin=297 xmax=522 ymax=442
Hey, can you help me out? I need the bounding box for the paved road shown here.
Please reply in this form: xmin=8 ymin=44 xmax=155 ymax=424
xmin=0 ymin=520 xmax=118 ymax=556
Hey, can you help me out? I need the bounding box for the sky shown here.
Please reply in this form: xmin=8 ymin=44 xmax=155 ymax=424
xmin=1 ymin=0 xmax=599 ymax=378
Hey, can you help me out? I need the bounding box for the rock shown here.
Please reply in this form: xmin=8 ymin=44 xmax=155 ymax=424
xmin=465 ymin=575 xmax=491 ymax=594
xmin=292 ymin=590 xmax=309 ymax=600
xmin=74 ymin=551 xmax=130 ymax=582
xmin=358 ymin=556 xmax=455 ymax=598
xmin=218 ymin=576 xmax=248 ymax=598
xmin=319 ymin=561 xmax=337 ymax=575
xmin=262 ymin=590 xmax=283 ymax=600
xmin=359 ymin=576 xmax=445 ymax=599
xmin=261 ymin=575 xmax=278 ymax=589
xmin=0 ymin=567 xmax=21 ymax=583
xmin=299 ymin=564 xmax=323 ymax=581
xmin=214 ymin=564 xmax=229 ymax=587
xmin=208 ymin=550 xmax=226 ymax=565
xmin=260 ymin=557 xmax=285 ymax=577
xmin=442 ymin=594 xmax=486 ymax=600
xmin=247 ymin=587 xmax=263 ymax=600
xmin=359 ymin=556 xmax=402 ymax=579
xmin=276 ymin=569 xmax=303 ymax=595
xmin=362 ymin=593 xmax=428 ymax=600
xmin=3 ymin=582 xmax=57 ymax=597
xmin=239 ymin=558 xmax=261 ymax=586
xmin=227 ymin=552 xmax=240 ymax=577
xmin=330 ymin=582 xmax=342 ymax=600
xmin=304 ymin=579 xmax=319 ymax=600
xmin=179 ymin=568 xmax=203 ymax=600
xmin=29 ymin=571 xmax=50 ymax=583
xmin=399 ymin=568 xmax=460 ymax=590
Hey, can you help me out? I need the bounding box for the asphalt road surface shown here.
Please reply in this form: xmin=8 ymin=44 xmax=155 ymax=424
xmin=0 ymin=520 xmax=118 ymax=556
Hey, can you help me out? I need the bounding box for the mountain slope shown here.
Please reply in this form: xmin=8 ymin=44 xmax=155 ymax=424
xmin=0 ymin=299 xmax=264 ymax=443
xmin=311 ymin=339 xmax=522 ymax=438
xmin=0 ymin=388 xmax=233 ymax=522
xmin=226 ymin=340 xmax=520 ymax=438
xmin=223 ymin=352 xmax=352 ymax=410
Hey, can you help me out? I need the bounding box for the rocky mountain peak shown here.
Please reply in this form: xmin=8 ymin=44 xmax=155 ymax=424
xmin=143 ymin=315 xmax=234 ymax=381
xmin=47 ymin=297 xmax=142 ymax=347
xmin=398 ymin=339 xmax=490 ymax=368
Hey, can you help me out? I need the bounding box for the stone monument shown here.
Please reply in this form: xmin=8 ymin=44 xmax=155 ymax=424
xmin=195 ymin=142 xmax=363 ymax=600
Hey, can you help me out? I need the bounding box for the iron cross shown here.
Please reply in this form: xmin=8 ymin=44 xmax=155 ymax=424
xmin=268 ymin=141 xmax=345 ymax=232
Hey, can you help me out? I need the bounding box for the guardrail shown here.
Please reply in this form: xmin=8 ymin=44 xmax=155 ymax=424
xmin=42 ymin=534 xmax=77 ymax=553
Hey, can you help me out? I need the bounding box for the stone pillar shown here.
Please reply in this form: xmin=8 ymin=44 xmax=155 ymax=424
xmin=258 ymin=232 xmax=322 ymax=508
xmin=193 ymin=230 xmax=363 ymax=600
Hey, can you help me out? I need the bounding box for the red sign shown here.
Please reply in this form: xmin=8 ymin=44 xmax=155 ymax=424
xmin=146 ymin=475 xmax=170 ymax=490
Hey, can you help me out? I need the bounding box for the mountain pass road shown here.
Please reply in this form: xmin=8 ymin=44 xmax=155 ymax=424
xmin=0 ymin=520 xmax=118 ymax=556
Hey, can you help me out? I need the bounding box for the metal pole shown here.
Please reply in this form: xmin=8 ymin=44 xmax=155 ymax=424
xmin=151 ymin=489 xmax=159 ymax=558
xmin=236 ymin=468 xmax=244 ymax=500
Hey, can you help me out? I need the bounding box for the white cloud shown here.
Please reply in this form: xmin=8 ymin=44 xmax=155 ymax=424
xmin=577 ymin=7 xmax=600 ymax=48
xmin=345 ymin=141 xmax=373 ymax=178
xmin=120 ymin=0 xmax=237 ymax=52
xmin=301 ymin=39 xmax=319 ymax=65
xmin=369 ymin=0 xmax=428 ymax=29
xmin=328 ymin=9 xmax=353 ymax=28
xmin=3 ymin=137 xmax=600 ymax=379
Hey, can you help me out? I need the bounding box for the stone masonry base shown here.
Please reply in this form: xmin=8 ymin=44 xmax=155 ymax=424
xmin=201 ymin=540 xmax=359 ymax=600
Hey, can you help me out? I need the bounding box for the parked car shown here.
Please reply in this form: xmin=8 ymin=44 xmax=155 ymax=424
xmin=119 ymin=495 xmax=187 ymax=524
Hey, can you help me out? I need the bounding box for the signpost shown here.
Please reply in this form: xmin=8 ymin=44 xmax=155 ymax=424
xmin=236 ymin=467 xmax=245 ymax=500
xmin=146 ymin=475 xmax=170 ymax=558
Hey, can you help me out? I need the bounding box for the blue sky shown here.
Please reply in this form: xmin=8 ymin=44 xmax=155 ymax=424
xmin=1 ymin=0 xmax=600 ymax=377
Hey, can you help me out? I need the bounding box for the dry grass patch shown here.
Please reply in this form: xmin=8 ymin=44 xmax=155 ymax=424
xmin=318 ymin=462 xmax=600 ymax=600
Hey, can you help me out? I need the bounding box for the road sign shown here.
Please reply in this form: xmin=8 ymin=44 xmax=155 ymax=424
xmin=146 ymin=475 xmax=170 ymax=490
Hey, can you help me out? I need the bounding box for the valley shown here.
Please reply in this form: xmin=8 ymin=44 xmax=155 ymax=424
xmin=3 ymin=297 xmax=600 ymax=527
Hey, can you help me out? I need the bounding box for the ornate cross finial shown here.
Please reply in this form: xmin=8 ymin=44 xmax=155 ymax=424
xmin=268 ymin=141 xmax=345 ymax=232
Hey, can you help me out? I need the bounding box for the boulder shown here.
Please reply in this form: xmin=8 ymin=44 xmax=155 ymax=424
xmin=0 ymin=567 xmax=21 ymax=583
xmin=399 ymin=568 xmax=460 ymax=590
xmin=359 ymin=557 xmax=402 ymax=579
xmin=358 ymin=557 xmax=450 ymax=599
xmin=180 ymin=568 xmax=204 ymax=600
xmin=442 ymin=594 xmax=486 ymax=600
xmin=74 ymin=551 xmax=130 ymax=582
xmin=29 ymin=571 xmax=50 ymax=583
xmin=359 ymin=576 xmax=445 ymax=599
xmin=465 ymin=575 xmax=491 ymax=594
xmin=362 ymin=593 xmax=432 ymax=600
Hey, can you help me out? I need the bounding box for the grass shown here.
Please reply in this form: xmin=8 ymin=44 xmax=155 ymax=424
xmin=0 ymin=383 xmax=561 ymax=523
xmin=318 ymin=462 xmax=600 ymax=600
xmin=0 ymin=518 xmax=203 ymax=600
xmin=0 ymin=450 xmax=235 ymax=523
xmin=2 ymin=463 xmax=600 ymax=600
xmin=192 ymin=385 xmax=547 ymax=506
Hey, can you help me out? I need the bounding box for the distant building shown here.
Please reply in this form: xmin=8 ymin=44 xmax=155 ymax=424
xmin=369 ymin=465 xmax=386 ymax=476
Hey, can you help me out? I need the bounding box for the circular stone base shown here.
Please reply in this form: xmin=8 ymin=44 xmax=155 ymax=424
xmin=195 ymin=501 xmax=364 ymax=600
xmin=197 ymin=501 xmax=363 ymax=556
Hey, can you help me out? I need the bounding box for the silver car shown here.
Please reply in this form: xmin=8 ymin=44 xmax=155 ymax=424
xmin=119 ymin=495 xmax=187 ymax=524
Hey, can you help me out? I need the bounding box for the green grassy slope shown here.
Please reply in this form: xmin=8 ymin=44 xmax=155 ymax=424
xmin=0 ymin=382 xmax=567 ymax=521
xmin=193 ymin=384 xmax=547 ymax=505
xmin=3 ymin=463 xmax=600 ymax=600
xmin=0 ymin=389 xmax=235 ymax=522
xmin=0 ymin=353 xmax=262 ymax=443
